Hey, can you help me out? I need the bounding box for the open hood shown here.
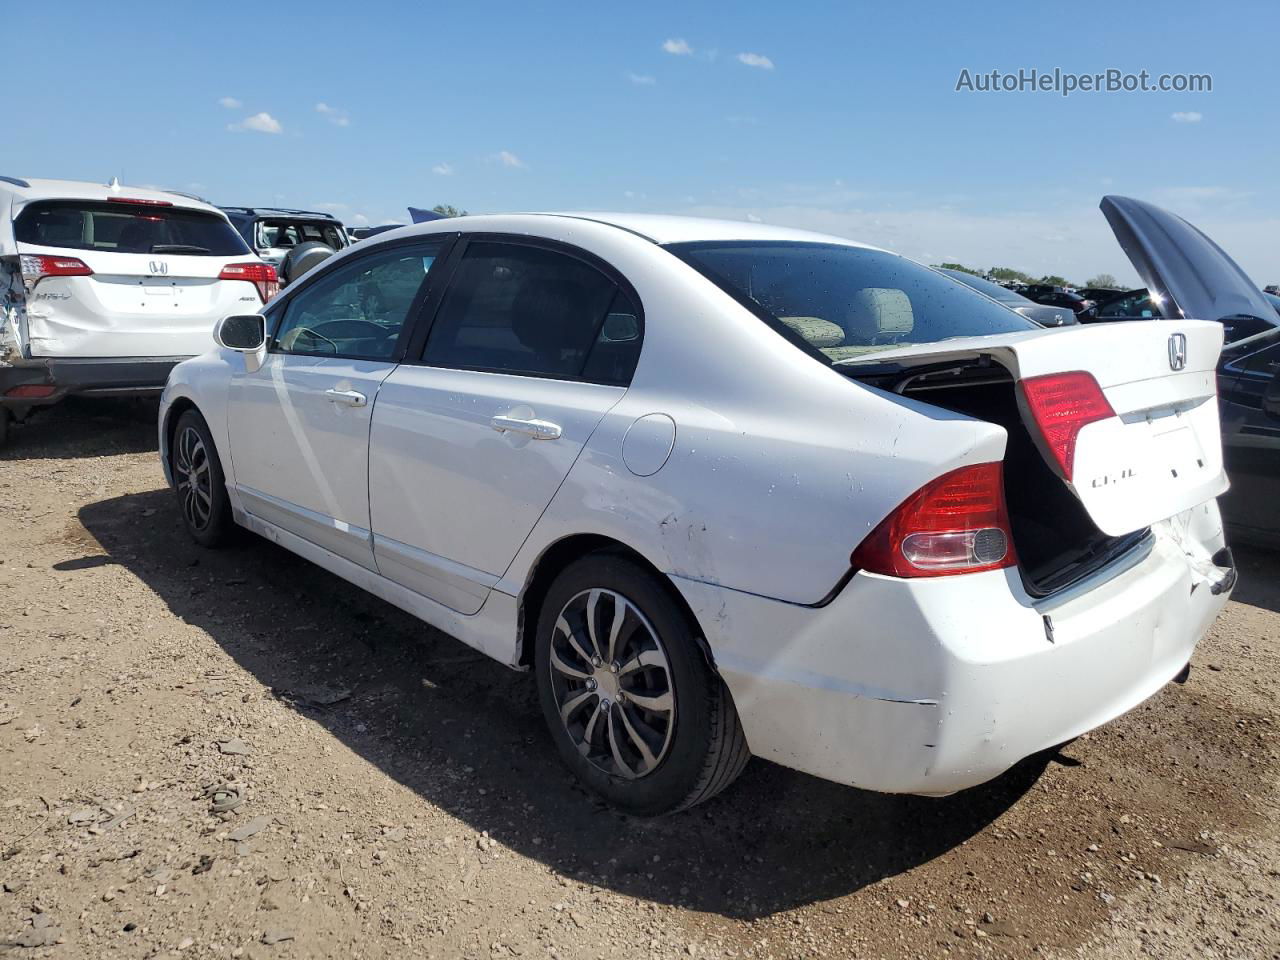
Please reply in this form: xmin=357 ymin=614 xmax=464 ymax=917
xmin=1100 ymin=195 xmax=1275 ymax=326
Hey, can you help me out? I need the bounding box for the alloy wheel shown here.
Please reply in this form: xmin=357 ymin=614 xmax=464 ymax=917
xmin=174 ymin=426 xmax=213 ymax=532
xmin=548 ymin=588 xmax=676 ymax=779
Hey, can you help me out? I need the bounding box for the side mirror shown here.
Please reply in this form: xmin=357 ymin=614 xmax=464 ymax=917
xmin=214 ymin=314 xmax=267 ymax=373
xmin=214 ymin=314 xmax=265 ymax=351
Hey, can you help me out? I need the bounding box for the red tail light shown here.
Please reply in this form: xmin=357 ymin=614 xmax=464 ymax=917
xmin=18 ymin=254 xmax=93 ymax=292
xmin=106 ymin=196 xmax=173 ymax=206
xmin=851 ymin=462 xmax=1016 ymax=578
xmin=218 ymin=262 xmax=280 ymax=303
xmin=1019 ymin=371 xmax=1115 ymax=482
xmin=5 ymin=384 xmax=58 ymax=399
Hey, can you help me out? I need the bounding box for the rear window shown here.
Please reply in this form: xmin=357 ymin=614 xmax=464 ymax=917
xmin=258 ymin=220 xmax=345 ymax=250
xmin=14 ymin=200 xmax=250 ymax=256
xmin=669 ymin=241 xmax=1037 ymax=363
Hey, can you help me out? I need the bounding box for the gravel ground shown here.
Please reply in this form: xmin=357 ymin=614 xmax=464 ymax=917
xmin=1 ymin=400 xmax=1278 ymax=960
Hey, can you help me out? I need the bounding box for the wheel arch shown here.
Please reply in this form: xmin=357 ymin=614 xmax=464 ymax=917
xmin=161 ymin=395 xmax=199 ymax=476
xmin=515 ymin=533 xmax=717 ymax=672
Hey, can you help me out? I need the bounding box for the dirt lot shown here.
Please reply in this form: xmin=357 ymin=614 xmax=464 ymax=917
xmin=1 ymin=401 xmax=1278 ymax=960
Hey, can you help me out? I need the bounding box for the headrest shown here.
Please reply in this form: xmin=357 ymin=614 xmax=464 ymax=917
xmin=780 ymin=316 xmax=844 ymax=348
xmin=851 ymin=288 xmax=914 ymax=337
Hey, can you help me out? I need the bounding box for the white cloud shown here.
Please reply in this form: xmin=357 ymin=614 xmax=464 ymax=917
xmin=494 ymin=150 xmax=524 ymax=169
xmin=315 ymin=102 xmax=350 ymax=126
xmin=662 ymin=38 xmax=693 ymax=55
xmin=1170 ymin=111 xmax=1203 ymax=123
xmin=431 ymin=162 xmax=455 ymax=176
xmin=349 ymin=213 xmax=370 ymax=226
xmin=628 ymin=72 xmax=657 ymax=85
xmin=736 ymin=52 xmax=774 ymax=70
xmin=228 ymin=112 xmax=282 ymax=134
xmin=217 ymin=96 xmax=242 ymax=109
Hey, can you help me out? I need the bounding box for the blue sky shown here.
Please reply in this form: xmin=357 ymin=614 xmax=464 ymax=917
xmin=9 ymin=0 xmax=1279 ymax=284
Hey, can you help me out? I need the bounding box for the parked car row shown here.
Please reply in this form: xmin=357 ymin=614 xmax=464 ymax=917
xmin=0 ymin=177 xmax=452 ymax=442
xmin=3 ymin=172 xmax=1274 ymax=814
xmin=0 ymin=176 xmax=282 ymax=442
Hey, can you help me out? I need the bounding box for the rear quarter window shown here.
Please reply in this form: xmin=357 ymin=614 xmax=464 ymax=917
xmin=13 ymin=201 xmax=250 ymax=256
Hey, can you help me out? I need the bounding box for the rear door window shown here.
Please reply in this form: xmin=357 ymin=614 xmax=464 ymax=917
xmin=421 ymin=241 xmax=642 ymax=384
xmin=669 ymin=241 xmax=1035 ymax=363
xmin=14 ymin=201 xmax=249 ymax=256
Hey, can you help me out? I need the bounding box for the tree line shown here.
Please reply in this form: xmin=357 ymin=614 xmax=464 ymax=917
xmin=936 ymin=262 xmax=1118 ymax=289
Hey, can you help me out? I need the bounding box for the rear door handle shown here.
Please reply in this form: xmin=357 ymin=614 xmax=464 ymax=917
xmin=490 ymin=415 xmax=562 ymax=440
xmin=324 ymin=388 xmax=367 ymax=407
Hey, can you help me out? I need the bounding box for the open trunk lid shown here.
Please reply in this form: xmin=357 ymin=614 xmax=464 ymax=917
xmin=1100 ymin=195 xmax=1277 ymax=329
xmin=839 ymin=320 xmax=1227 ymax=536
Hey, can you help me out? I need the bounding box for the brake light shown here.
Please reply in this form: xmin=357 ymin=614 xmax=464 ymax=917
xmin=18 ymin=254 xmax=93 ymax=292
xmin=5 ymin=384 xmax=57 ymax=399
xmin=1019 ymin=371 xmax=1115 ymax=482
xmin=851 ymin=462 xmax=1015 ymax=578
xmin=106 ymin=196 xmax=173 ymax=206
xmin=218 ymin=262 xmax=280 ymax=303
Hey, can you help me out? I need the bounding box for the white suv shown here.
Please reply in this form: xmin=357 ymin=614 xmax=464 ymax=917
xmin=0 ymin=176 xmax=278 ymax=445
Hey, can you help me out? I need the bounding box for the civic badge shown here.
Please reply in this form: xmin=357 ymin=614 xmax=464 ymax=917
xmin=1168 ymin=332 xmax=1187 ymax=371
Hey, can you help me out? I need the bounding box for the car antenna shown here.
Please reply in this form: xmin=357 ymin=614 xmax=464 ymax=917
xmin=106 ymin=176 xmax=121 ymax=191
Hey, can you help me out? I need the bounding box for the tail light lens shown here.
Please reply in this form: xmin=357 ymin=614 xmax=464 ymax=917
xmin=851 ymin=462 xmax=1016 ymax=578
xmin=19 ymin=254 xmax=93 ymax=292
xmin=218 ymin=262 xmax=280 ymax=303
xmin=5 ymin=384 xmax=57 ymax=399
xmin=1019 ymin=371 xmax=1115 ymax=482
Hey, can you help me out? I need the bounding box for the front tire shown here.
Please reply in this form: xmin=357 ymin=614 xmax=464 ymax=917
xmin=534 ymin=553 xmax=750 ymax=815
xmin=171 ymin=409 xmax=235 ymax=547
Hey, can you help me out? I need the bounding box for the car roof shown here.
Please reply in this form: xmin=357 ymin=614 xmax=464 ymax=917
xmin=541 ymin=212 xmax=880 ymax=247
xmin=0 ymin=176 xmax=219 ymax=212
xmin=394 ymin=211 xmax=884 ymax=250
xmin=219 ymin=206 xmax=341 ymax=222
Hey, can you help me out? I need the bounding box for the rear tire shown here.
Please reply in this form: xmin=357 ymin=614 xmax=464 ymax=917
xmin=171 ymin=409 xmax=236 ymax=548
xmin=533 ymin=553 xmax=750 ymax=815
xmin=0 ymin=408 xmax=9 ymax=448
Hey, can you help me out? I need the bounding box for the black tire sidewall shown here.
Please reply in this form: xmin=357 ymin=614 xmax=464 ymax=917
xmin=172 ymin=410 xmax=233 ymax=547
xmin=534 ymin=554 xmax=716 ymax=815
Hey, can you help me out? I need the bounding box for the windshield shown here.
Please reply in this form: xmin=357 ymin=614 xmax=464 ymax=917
xmin=669 ymin=241 xmax=1038 ymax=362
xmin=938 ymin=268 xmax=1028 ymax=304
xmin=14 ymin=200 xmax=250 ymax=256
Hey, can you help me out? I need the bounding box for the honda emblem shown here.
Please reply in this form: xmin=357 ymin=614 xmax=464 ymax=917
xmin=148 ymin=260 xmax=169 ymax=276
xmin=1168 ymin=332 xmax=1187 ymax=371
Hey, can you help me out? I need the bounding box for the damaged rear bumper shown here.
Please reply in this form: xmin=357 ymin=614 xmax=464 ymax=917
xmin=0 ymin=356 xmax=191 ymax=414
xmin=673 ymin=500 xmax=1233 ymax=796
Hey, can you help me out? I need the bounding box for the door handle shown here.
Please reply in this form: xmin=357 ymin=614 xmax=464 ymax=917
xmin=324 ymin=388 xmax=367 ymax=407
xmin=490 ymin=415 xmax=562 ymax=440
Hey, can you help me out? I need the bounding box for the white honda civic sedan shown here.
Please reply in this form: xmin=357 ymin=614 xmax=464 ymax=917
xmin=159 ymin=206 xmax=1237 ymax=814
